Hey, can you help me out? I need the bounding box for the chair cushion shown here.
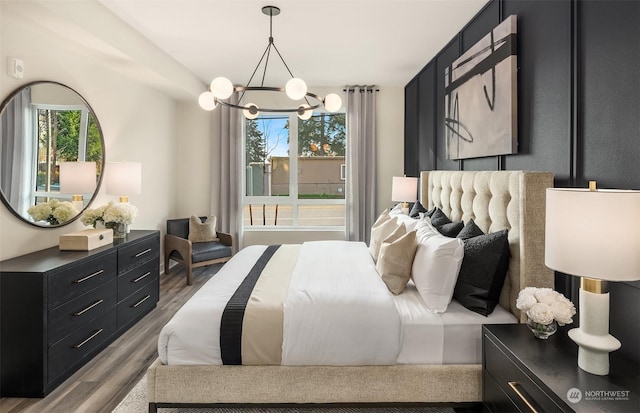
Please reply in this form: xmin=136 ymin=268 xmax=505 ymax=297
xmin=191 ymin=241 xmax=232 ymax=263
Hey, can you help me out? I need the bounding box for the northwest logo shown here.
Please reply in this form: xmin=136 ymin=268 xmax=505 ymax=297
xmin=567 ymin=388 xmax=583 ymax=403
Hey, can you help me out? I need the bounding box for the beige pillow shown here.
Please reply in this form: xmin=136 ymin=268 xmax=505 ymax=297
xmin=369 ymin=215 xmax=398 ymax=262
xmin=188 ymin=215 xmax=219 ymax=243
xmin=377 ymin=228 xmax=418 ymax=295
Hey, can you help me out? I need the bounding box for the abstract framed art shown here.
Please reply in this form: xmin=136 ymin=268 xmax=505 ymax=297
xmin=445 ymin=15 xmax=518 ymax=160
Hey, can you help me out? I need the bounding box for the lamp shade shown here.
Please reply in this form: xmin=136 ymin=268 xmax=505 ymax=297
xmin=391 ymin=176 xmax=418 ymax=203
xmin=545 ymin=188 xmax=640 ymax=281
xmin=106 ymin=162 xmax=142 ymax=196
xmin=59 ymin=161 xmax=96 ymax=194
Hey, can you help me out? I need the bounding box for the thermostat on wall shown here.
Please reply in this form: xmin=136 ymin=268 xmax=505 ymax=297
xmin=7 ymin=57 xmax=24 ymax=79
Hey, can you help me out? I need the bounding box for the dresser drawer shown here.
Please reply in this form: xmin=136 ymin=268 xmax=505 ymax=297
xmin=116 ymin=279 xmax=158 ymax=329
xmin=117 ymin=260 xmax=158 ymax=301
xmin=118 ymin=235 xmax=159 ymax=275
xmin=48 ymin=310 xmax=116 ymax=382
xmin=48 ymin=251 xmax=117 ymax=309
xmin=48 ymin=279 xmax=117 ymax=344
xmin=484 ymin=335 xmax=562 ymax=412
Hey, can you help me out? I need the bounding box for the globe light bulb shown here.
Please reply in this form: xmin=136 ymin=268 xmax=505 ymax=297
xmin=285 ymin=78 xmax=307 ymax=100
xmin=324 ymin=93 xmax=342 ymax=112
xmin=198 ymin=91 xmax=217 ymax=111
xmin=297 ymin=104 xmax=312 ymax=120
xmin=210 ymin=77 xmax=234 ymax=99
xmin=243 ymin=103 xmax=260 ymax=119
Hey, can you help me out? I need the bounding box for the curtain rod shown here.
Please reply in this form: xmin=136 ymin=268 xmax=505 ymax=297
xmin=343 ymin=86 xmax=380 ymax=93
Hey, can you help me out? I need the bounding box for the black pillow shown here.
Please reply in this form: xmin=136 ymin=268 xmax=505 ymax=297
xmin=457 ymin=219 xmax=485 ymax=240
xmin=425 ymin=206 xmax=437 ymax=218
xmin=437 ymin=221 xmax=464 ymax=237
xmin=409 ymin=201 xmax=428 ymax=218
xmin=453 ymin=229 xmax=510 ymax=316
xmin=429 ymin=208 xmax=464 ymax=237
xmin=429 ymin=208 xmax=451 ymax=227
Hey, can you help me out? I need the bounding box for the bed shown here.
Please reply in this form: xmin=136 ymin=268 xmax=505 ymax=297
xmin=147 ymin=170 xmax=554 ymax=412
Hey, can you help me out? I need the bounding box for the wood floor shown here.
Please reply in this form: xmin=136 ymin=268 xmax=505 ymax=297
xmin=0 ymin=264 xmax=221 ymax=413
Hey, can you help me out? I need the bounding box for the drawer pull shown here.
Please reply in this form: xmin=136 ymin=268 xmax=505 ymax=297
xmin=132 ymin=294 xmax=151 ymax=308
xmin=73 ymin=299 xmax=104 ymax=316
xmin=132 ymin=271 xmax=151 ymax=283
xmin=134 ymin=248 xmax=152 ymax=258
xmin=74 ymin=269 xmax=104 ymax=284
xmin=73 ymin=328 xmax=103 ymax=348
xmin=508 ymin=381 xmax=539 ymax=413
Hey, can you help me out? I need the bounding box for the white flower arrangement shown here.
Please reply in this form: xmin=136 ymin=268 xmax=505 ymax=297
xmin=27 ymin=199 xmax=78 ymax=225
xmin=81 ymin=201 xmax=138 ymax=227
xmin=516 ymin=287 xmax=576 ymax=326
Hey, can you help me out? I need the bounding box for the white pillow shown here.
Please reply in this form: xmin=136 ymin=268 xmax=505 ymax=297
xmin=389 ymin=203 xmax=403 ymax=216
xmin=411 ymin=220 xmax=464 ymax=313
xmin=393 ymin=212 xmax=422 ymax=232
xmin=369 ymin=216 xmax=399 ymax=262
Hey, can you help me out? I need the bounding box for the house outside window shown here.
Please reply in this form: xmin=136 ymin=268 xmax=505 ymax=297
xmin=243 ymin=112 xmax=346 ymax=229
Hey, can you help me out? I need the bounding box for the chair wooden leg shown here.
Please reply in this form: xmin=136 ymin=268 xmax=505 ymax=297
xmin=164 ymin=255 xmax=171 ymax=274
xmin=186 ymin=262 xmax=193 ymax=285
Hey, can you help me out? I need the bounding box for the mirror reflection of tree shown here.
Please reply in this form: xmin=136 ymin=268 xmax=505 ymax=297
xmin=36 ymin=109 xmax=102 ymax=196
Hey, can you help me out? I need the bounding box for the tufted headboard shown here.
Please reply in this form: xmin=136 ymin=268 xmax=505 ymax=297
xmin=419 ymin=171 xmax=554 ymax=321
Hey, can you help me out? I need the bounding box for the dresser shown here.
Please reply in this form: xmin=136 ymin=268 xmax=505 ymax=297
xmin=0 ymin=230 xmax=160 ymax=397
xmin=483 ymin=324 xmax=640 ymax=413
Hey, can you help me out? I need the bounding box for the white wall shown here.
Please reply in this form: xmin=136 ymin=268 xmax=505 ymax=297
xmin=0 ymin=1 xmax=203 ymax=261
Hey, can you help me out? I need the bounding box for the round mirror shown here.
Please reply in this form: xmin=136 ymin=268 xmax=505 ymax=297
xmin=0 ymin=81 xmax=104 ymax=227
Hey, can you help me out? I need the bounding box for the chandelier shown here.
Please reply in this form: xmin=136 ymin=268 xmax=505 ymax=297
xmin=198 ymin=6 xmax=342 ymax=120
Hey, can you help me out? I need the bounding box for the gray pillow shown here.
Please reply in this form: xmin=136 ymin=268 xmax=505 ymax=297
xmin=453 ymin=229 xmax=510 ymax=316
xmin=437 ymin=222 xmax=464 ymax=237
xmin=457 ymin=219 xmax=485 ymax=240
xmin=409 ymin=201 xmax=428 ymax=218
xmin=429 ymin=208 xmax=463 ymax=237
xmin=429 ymin=208 xmax=451 ymax=227
xmin=188 ymin=215 xmax=219 ymax=243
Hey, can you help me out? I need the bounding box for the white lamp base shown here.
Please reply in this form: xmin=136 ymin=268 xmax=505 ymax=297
xmin=568 ymin=287 xmax=621 ymax=375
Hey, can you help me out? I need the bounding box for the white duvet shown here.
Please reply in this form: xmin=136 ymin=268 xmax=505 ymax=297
xmin=158 ymin=241 xmax=402 ymax=366
xmin=282 ymin=241 xmax=401 ymax=365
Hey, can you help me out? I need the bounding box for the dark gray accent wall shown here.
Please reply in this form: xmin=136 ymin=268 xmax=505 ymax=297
xmin=404 ymin=0 xmax=639 ymax=363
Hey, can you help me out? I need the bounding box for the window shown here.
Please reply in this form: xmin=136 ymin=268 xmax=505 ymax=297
xmin=243 ymin=112 xmax=346 ymax=229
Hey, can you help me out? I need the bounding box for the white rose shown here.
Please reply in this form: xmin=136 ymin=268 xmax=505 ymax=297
xmin=551 ymin=301 xmax=574 ymax=326
xmin=538 ymin=290 xmax=561 ymax=305
xmin=516 ymin=292 xmax=538 ymax=311
xmin=527 ymin=303 xmax=554 ymax=325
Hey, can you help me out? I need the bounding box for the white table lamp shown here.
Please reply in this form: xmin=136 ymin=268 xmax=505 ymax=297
xmin=545 ymin=183 xmax=640 ymax=375
xmin=59 ymin=161 xmax=97 ymax=211
xmin=391 ymin=176 xmax=418 ymax=215
xmin=106 ymin=162 xmax=142 ymax=203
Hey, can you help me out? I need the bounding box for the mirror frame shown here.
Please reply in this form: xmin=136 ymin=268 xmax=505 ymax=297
xmin=0 ymin=81 xmax=105 ymax=228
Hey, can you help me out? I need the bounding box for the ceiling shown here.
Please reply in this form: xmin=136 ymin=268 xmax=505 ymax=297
xmin=96 ymin=0 xmax=489 ymax=88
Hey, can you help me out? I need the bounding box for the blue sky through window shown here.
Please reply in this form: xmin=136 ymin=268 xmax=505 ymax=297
xmin=257 ymin=116 xmax=289 ymax=157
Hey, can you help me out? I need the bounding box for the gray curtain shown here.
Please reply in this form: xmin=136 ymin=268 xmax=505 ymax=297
xmin=0 ymin=87 xmax=34 ymax=216
xmin=210 ymin=94 xmax=242 ymax=251
xmin=345 ymin=86 xmax=378 ymax=243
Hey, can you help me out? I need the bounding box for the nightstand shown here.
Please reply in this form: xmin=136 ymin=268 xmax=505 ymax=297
xmin=483 ymin=324 xmax=639 ymax=412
